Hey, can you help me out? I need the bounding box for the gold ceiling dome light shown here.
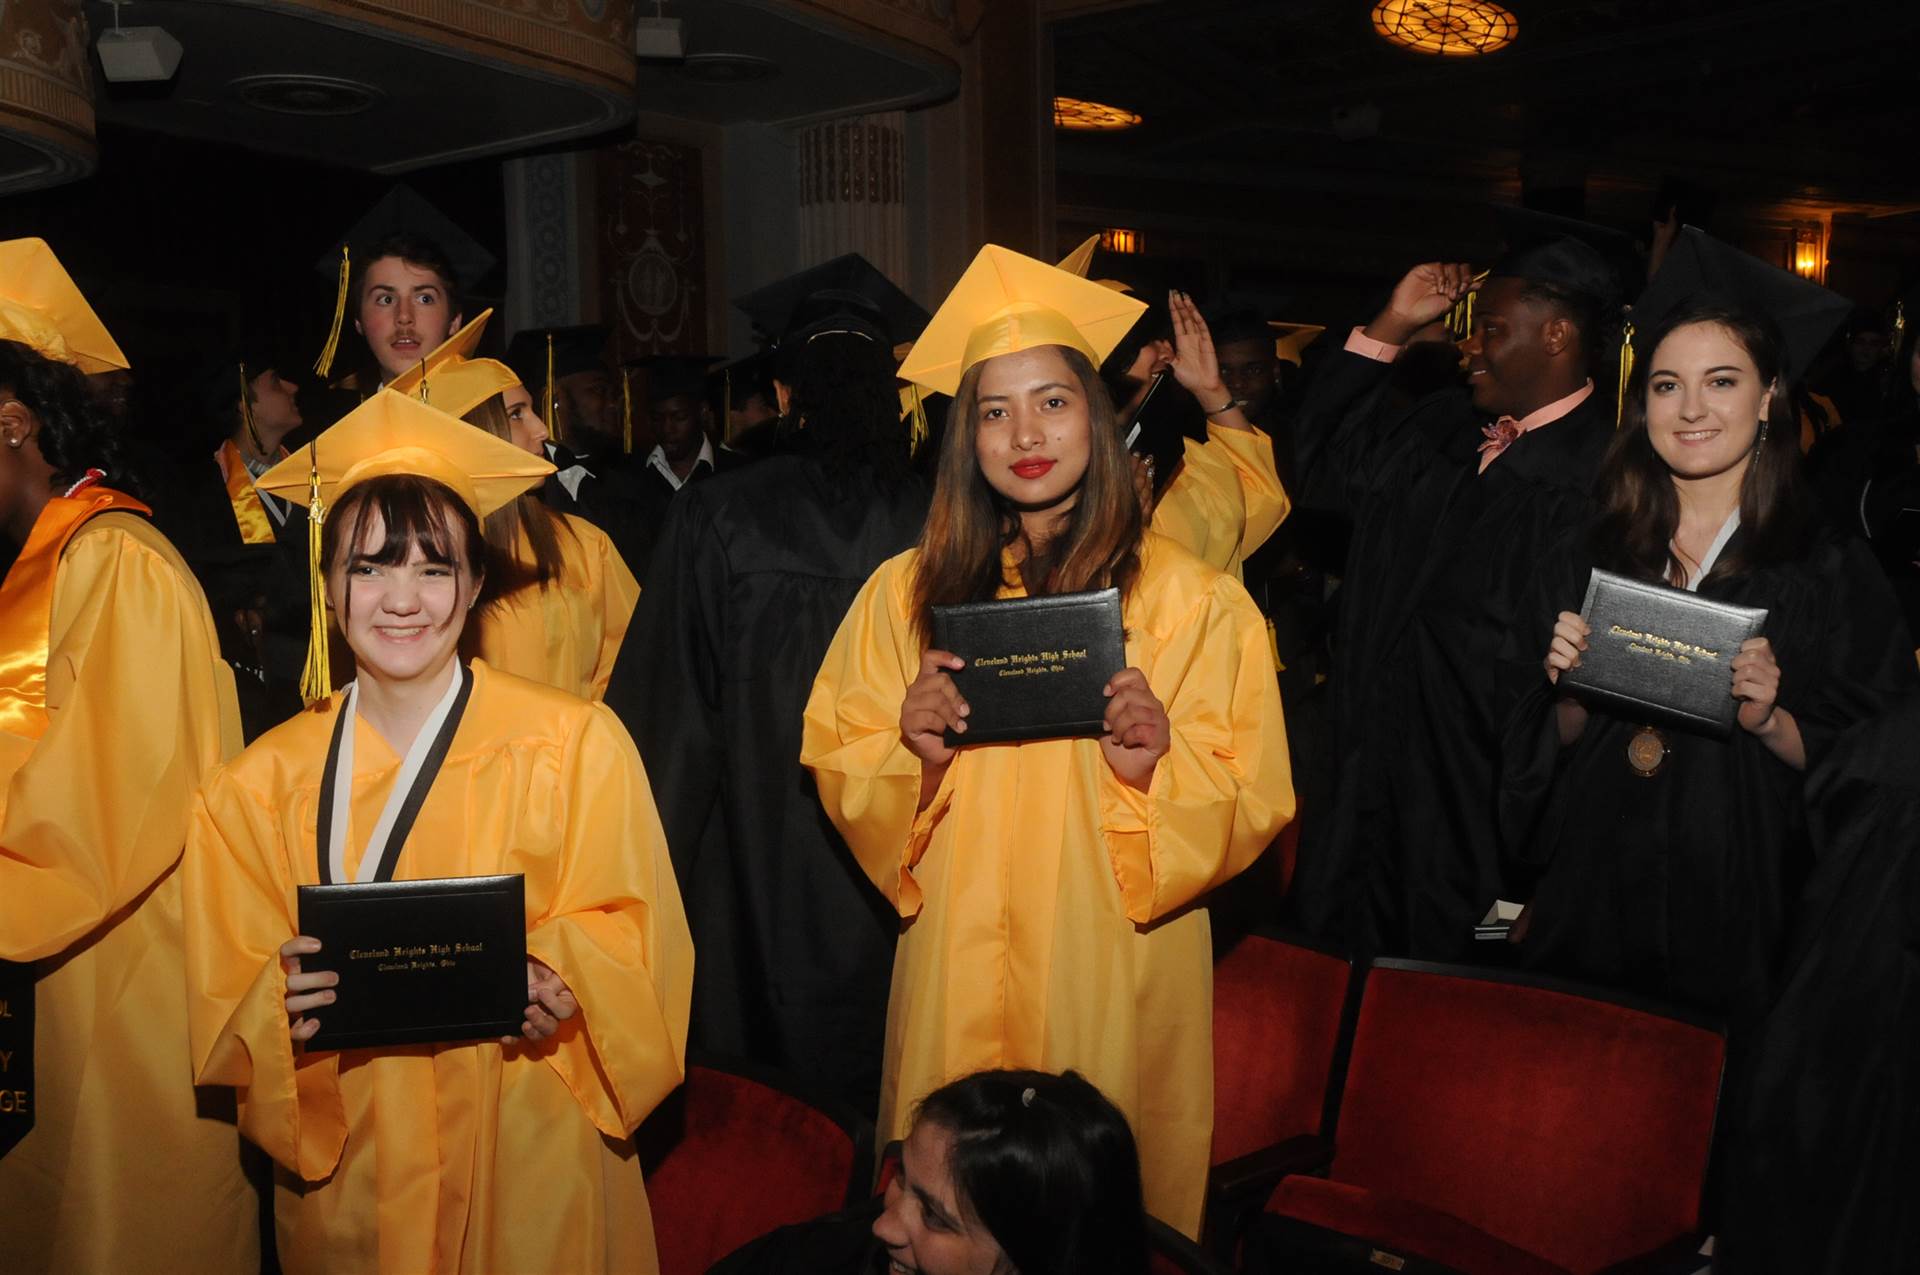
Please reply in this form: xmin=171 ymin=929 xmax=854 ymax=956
xmin=1371 ymin=0 xmax=1519 ymax=56
xmin=1053 ymin=95 xmax=1143 ymax=131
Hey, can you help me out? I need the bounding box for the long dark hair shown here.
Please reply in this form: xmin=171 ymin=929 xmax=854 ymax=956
xmin=911 ymin=345 xmax=1142 ymax=644
xmin=0 ymin=339 xmax=140 ymax=498
xmin=1595 ymin=299 xmax=1808 ymax=588
xmin=320 ymin=474 xmax=489 ymax=628
xmin=914 ymin=1069 xmax=1148 ymax=1275
xmin=783 ymin=330 xmax=913 ymax=496
xmin=462 ymin=393 xmax=573 ymax=592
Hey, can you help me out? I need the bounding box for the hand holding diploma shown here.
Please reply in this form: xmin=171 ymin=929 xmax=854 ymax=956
xmin=281 ymin=936 xmax=338 ymax=1044
xmin=510 ymin=958 xmax=578 ymax=1044
xmin=1100 ymin=667 xmax=1170 ymax=791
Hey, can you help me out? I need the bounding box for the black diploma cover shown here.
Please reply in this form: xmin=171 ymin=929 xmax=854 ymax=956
xmin=296 ymin=875 xmax=528 ymax=1051
xmin=1561 ymin=568 xmax=1768 ymax=737
xmin=931 ymin=587 xmax=1126 ymax=746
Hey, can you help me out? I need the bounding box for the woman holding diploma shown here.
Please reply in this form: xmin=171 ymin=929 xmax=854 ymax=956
xmin=388 ymin=315 xmax=639 ymax=702
xmin=182 ymin=389 xmax=692 ymax=1274
xmin=801 ymin=245 xmax=1294 ymax=1237
xmin=1508 ymin=277 xmax=1913 ymax=1026
xmin=0 ymin=240 xmax=256 ymax=1274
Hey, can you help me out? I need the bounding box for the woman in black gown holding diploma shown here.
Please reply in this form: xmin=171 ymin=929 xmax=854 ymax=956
xmin=1504 ymin=293 xmax=1913 ymax=1029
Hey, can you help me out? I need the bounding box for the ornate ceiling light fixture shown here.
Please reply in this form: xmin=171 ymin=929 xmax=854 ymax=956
xmin=1053 ymin=96 xmax=1143 ymax=131
xmin=1370 ymin=0 xmax=1519 ymax=56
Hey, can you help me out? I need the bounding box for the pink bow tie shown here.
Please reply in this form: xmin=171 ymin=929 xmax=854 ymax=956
xmin=1477 ymin=417 xmax=1522 ymax=473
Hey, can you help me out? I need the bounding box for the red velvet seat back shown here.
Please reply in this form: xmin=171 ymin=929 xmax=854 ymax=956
xmin=1210 ymin=934 xmax=1351 ymax=1165
xmin=1328 ymin=964 xmax=1724 ymax=1272
xmin=640 ymin=1064 xmax=861 ymax=1275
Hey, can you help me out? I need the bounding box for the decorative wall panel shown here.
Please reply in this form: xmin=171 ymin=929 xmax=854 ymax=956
xmin=599 ymin=137 xmax=705 ymax=359
xmin=797 ymin=110 xmax=908 ymax=286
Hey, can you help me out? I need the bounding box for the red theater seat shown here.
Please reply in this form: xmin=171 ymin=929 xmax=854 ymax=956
xmin=637 ymin=1056 xmax=874 ymax=1275
xmin=1252 ymin=960 xmax=1724 ymax=1275
xmin=1206 ymin=929 xmax=1357 ymax=1245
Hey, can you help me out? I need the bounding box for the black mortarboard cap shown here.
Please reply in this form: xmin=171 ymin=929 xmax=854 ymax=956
xmin=504 ymin=325 xmax=611 ymax=390
xmin=314 ymin=185 xmax=497 ymax=295
xmin=1488 ymin=205 xmax=1642 ymax=311
xmin=734 ymin=254 xmax=930 ymax=347
xmin=1630 ymin=226 xmax=1852 ymax=381
xmin=624 ymin=353 xmax=722 ymax=405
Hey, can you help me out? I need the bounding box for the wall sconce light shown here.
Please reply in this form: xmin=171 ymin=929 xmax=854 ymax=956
xmin=1054 ymin=97 xmax=1143 ymax=131
xmin=1792 ymin=227 xmax=1825 ymax=281
xmin=1100 ymin=227 xmax=1143 ymax=255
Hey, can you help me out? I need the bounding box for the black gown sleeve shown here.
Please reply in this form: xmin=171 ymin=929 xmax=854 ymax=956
xmin=1719 ymin=694 xmax=1920 ymax=1274
xmin=603 ymin=489 xmax=728 ymax=887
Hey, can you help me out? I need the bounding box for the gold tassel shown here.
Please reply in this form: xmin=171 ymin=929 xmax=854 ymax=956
xmin=1895 ymin=300 xmax=1907 ymax=358
xmin=415 ymin=357 xmax=429 ymax=404
xmin=313 ymin=246 xmax=350 ymax=379
xmin=621 ymin=368 xmax=633 ymax=453
xmin=544 ymin=333 xmax=562 ymax=445
xmin=908 ymin=384 xmax=929 ymax=456
xmin=297 ymin=441 xmax=332 ymax=703
xmin=1615 ymin=319 xmax=1636 ymax=429
xmin=1448 ymin=269 xmax=1490 ymax=340
xmin=237 ymin=363 xmax=265 ymax=456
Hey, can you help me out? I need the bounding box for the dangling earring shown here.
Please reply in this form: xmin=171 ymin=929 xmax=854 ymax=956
xmin=1757 ymin=416 xmax=1770 ymax=445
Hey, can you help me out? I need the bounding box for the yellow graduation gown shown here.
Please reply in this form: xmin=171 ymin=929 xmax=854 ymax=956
xmin=0 ymin=511 xmax=254 ymax=1275
xmin=183 ymin=660 xmax=693 ymax=1275
xmin=801 ymin=533 xmax=1294 ymax=1235
xmin=471 ymin=513 xmax=640 ymax=701
xmin=1150 ymin=421 xmax=1290 ymax=579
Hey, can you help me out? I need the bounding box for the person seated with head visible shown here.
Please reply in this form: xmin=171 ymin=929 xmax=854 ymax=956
xmin=354 ymin=231 xmax=465 ymax=388
xmin=879 ymin=1069 xmax=1150 ymax=1275
xmin=712 ymin=1069 xmax=1150 ymax=1275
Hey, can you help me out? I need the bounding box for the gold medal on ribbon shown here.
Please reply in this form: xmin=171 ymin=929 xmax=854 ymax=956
xmin=1626 ymin=726 xmax=1669 ymax=778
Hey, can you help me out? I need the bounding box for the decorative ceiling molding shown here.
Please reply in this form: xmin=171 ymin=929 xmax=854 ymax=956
xmin=0 ymin=0 xmax=95 ymax=194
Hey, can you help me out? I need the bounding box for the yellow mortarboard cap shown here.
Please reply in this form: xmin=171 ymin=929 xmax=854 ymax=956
xmin=0 ymin=238 xmax=128 ymax=374
xmin=1058 ymin=234 xmax=1100 ymax=279
xmin=1268 ymin=322 xmax=1326 ymax=367
xmin=898 ymin=245 xmax=1147 ymax=397
xmin=386 ymin=309 xmax=521 ymax=420
xmin=1054 ymin=235 xmax=1136 ymax=295
xmin=257 ymin=386 xmax=552 ymax=520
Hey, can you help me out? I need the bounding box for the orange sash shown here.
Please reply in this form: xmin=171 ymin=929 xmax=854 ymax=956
xmin=0 ymin=488 xmax=151 ymax=741
xmin=217 ymin=440 xmax=278 ymax=545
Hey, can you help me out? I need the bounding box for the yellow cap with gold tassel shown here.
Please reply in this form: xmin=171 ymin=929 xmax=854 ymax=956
xmin=313 ymin=246 xmax=350 ymax=379
xmin=297 ymin=439 xmax=331 ymax=702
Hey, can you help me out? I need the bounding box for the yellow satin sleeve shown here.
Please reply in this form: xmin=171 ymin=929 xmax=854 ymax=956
xmin=1150 ymin=422 xmax=1291 ymax=578
xmin=0 ymin=513 xmax=240 ymax=959
xmin=526 ymin=702 xmax=692 ymax=1137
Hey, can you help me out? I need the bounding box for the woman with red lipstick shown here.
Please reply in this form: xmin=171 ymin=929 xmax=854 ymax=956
xmin=803 ymin=246 xmax=1294 ymax=1237
xmin=1508 ymin=287 xmax=1913 ymax=1034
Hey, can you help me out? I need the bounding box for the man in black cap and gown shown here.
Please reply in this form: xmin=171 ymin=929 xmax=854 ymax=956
xmin=1285 ymin=223 xmax=1630 ymax=962
xmin=604 ymin=257 xmax=929 ymax=1113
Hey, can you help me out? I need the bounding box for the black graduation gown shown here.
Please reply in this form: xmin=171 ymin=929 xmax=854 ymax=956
xmin=603 ymin=447 xmax=930 ymax=1113
xmin=1500 ymin=527 xmax=1914 ymax=1026
xmin=1283 ymin=348 xmax=1610 ymax=960
xmin=143 ymin=450 xmax=309 ymax=740
xmin=1717 ymin=693 xmax=1920 ymax=1273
